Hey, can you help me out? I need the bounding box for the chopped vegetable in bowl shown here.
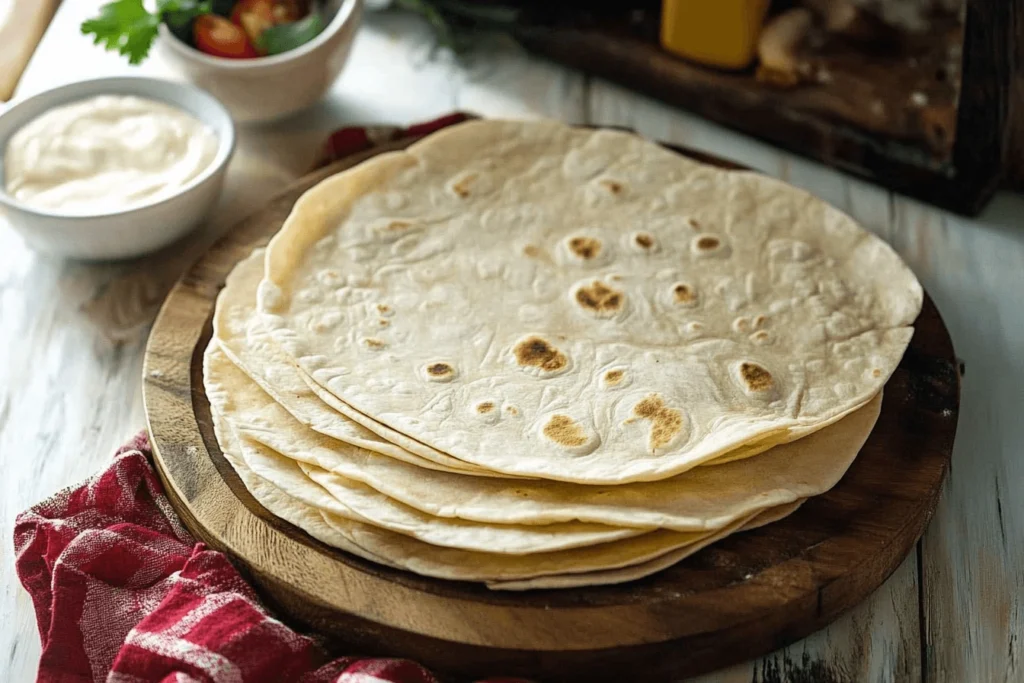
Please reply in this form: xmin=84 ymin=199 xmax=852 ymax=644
xmin=81 ymin=0 xmax=326 ymax=64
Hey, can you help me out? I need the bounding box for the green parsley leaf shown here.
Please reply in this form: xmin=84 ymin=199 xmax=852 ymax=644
xmin=80 ymin=0 xmax=212 ymax=65
xmin=81 ymin=0 xmax=160 ymax=65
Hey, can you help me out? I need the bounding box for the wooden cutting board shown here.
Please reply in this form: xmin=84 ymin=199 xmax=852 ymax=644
xmin=142 ymin=132 xmax=960 ymax=683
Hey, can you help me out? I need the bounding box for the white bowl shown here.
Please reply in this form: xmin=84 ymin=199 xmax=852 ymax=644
xmin=157 ymin=0 xmax=363 ymax=123
xmin=0 ymin=76 xmax=235 ymax=261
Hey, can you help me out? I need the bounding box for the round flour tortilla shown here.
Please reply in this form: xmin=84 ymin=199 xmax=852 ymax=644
xmin=217 ymin=250 xmax=771 ymax=481
xmin=208 ymin=344 xmax=648 ymax=553
xmin=256 ymin=118 xmax=921 ymax=483
xmin=211 ymin=405 xmax=798 ymax=589
xmin=238 ymin=429 xmax=647 ymax=554
xmin=213 ymin=406 xmax=798 ymax=584
xmin=208 ymin=315 xmax=882 ymax=531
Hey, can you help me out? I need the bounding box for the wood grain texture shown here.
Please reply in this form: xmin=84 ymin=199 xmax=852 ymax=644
xmin=891 ymin=196 xmax=1024 ymax=683
xmin=516 ymin=8 xmax=964 ymax=151
xmin=143 ymin=131 xmax=957 ymax=682
xmin=3 ymin=4 xmax=1020 ymax=682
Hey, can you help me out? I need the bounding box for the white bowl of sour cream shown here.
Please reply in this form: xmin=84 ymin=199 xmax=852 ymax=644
xmin=0 ymin=76 xmax=235 ymax=260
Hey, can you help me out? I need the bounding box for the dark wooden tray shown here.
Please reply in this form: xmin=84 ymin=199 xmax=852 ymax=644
xmin=142 ymin=131 xmax=960 ymax=682
xmin=505 ymin=2 xmax=1015 ymax=216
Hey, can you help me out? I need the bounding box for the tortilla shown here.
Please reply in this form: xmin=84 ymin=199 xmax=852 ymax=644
xmin=214 ymin=405 xmax=801 ymax=584
xmin=213 ymin=252 xmax=494 ymax=476
xmin=209 ymin=327 xmax=881 ymax=531
xmin=256 ymin=119 xmax=921 ymax=483
xmin=205 ymin=350 xmax=649 ymax=554
xmin=487 ymin=498 xmax=803 ymax=590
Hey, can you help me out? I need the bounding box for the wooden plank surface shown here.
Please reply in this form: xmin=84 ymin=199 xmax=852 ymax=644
xmin=2 ymin=3 xmax=1023 ymax=681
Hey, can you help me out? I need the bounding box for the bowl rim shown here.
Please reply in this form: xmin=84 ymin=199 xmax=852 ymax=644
xmin=156 ymin=0 xmax=360 ymax=70
xmin=0 ymin=75 xmax=236 ymax=221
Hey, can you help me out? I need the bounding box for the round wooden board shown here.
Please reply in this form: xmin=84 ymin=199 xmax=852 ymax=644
xmin=143 ymin=134 xmax=960 ymax=683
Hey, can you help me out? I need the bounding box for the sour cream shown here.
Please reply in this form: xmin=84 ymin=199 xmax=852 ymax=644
xmin=3 ymin=94 xmax=219 ymax=214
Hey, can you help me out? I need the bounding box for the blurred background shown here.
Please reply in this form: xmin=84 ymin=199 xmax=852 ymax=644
xmin=370 ymin=0 xmax=991 ymax=213
xmin=4 ymin=0 xmax=1014 ymax=214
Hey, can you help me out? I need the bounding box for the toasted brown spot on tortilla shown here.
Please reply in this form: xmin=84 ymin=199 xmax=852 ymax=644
xmin=604 ymin=369 xmax=625 ymax=385
xmin=872 ymin=368 xmax=882 ymax=378
xmin=568 ymin=236 xmax=602 ymax=260
xmin=363 ymin=338 xmax=387 ymax=350
xmin=505 ymin=406 xmax=519 ymax=415
xmin=523 ymin=244 xmax=541 ymax=258
xmin=476 ymin=402 xmax=495 ymax=414
xmin=377 ymin=304 xmax=391 ymax=314
xmin=514 ymin=337 xmax=568 ymax=372
xmin=634 ymin=233 xmax=654 ymax=249
xmin=673 ymin=283 xmax=696 ymax=304
xmin=451 ymin=174 xmax=477 ymax=198
xmin=427 ymin=362 xmax=453 ymax=377
xmin=542 ymin=414 xmax=589 ymax=447
xmin=754 ymin=315 xmax=767 ymax=328
xmin=575 ymin=281 xmax=625 ymax=314
xmin=687 ymin=218 xmax=701 ymax=230
xmin=631 ymin=394 xmax=684 ymax=452
xmin=697 ymin=236 xmax=720 ymax=250
xmin=599 ymin=179 xmax=624 ymax=194
xmin=751 ymin=330 xmax=770 ymax=343
xmin=384 ymin=220 xmax=413 ymax=232
xmin=740 ymin=362 xmax=773 ymax=392
xmin=379 ymin=319 xmax=390 ymax=327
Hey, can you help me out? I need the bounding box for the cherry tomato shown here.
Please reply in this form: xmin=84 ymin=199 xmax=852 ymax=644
xmin=193 ymin=14 xmax=258 ymax=59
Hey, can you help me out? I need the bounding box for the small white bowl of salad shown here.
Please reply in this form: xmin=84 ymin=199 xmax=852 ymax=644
xmin=82 ymin=0 xmax=363 ymax=123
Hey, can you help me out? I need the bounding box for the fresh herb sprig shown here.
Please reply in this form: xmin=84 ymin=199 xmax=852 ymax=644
xmin=81 ymin=0 xmax=213 ymax=65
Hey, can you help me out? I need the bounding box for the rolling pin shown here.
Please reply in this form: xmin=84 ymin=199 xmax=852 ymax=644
xmin=0 ymin=0 xmax=60 ymax=102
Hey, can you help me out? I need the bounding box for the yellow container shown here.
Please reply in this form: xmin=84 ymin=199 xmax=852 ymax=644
xmin=660 ymin=0 xmax=771 ymax=70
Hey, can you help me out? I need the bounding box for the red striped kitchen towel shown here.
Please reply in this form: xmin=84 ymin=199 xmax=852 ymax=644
xmin=14 ymin=431 xmax=527 ymax=683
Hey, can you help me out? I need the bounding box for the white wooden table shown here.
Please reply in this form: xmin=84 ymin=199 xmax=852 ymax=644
xmin=2 ymin=3 xmax=1022 ymax=681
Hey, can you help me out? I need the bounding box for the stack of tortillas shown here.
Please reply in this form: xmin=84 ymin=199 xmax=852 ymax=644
xmin=204 ymin=119 xmax=922 ymax=590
